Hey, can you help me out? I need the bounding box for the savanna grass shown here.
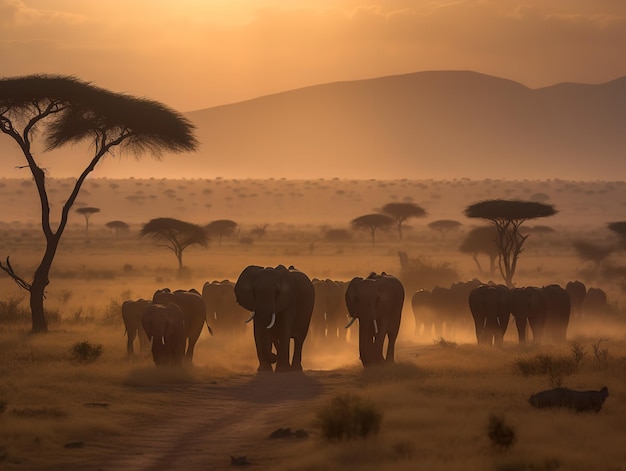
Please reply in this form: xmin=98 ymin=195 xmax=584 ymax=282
xmin=70 ymin=341 xmax=103 ymax=363
xmin=316 ymin=393 xmax=383 ymax=441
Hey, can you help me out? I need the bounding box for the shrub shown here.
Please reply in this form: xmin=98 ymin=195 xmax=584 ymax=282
xmin=487 ymin=414 xmax=516 ymax=450
xmin=592 ymin=340 xmax=609 ymax=366
xmin=100 ymin=298 xmax=123 ymax=325
xmin=316 ymin=393 xmax=382 ymax=441
xmin=70 ymin=341 xmax=103 ymax=363
xmin=513 ymin=354 xmax=577 ymax=388
xmin=0 ymin=297 xmax=30 ymax=324
xmin=570 ymin=342 xmax=586 ymax=367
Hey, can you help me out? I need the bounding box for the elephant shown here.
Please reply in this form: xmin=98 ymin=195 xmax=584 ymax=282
xmin=311 ymin=279 xmax=350 ymax=345
xmin=411 ymin=288 xmax=438 ymax=337
xmin=529 ymin=386 xmax=608 ymax=412
xmin=141 ymin=302 xmax=186 ymax=366
xmin=152 ymin=288 xmax=213 ymax=364
xmin=509 ymin=286 xmax=548 ymax=344
xmin=345 ymin=272 xmax=404 ymax=367
xmin=468 ymin=284 xmax=511 ymax=347
xmin=201 ymin=280 xmax=248 ymax=337
xmin=582 ymin=287 xmax=607 ymax=317
xmin=565 ymin=280 xmax=586 ymax=318
xmin=542 ymin=284 xmax=570 ymax=343
xmin=234 ymin=264 xmax=315 ymax=372
xmin=121 ymin=298 xmax=152 ymax=354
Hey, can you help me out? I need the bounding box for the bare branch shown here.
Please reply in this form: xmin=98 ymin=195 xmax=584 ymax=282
xmin=0 ymin=257 xmax=32 ymax=292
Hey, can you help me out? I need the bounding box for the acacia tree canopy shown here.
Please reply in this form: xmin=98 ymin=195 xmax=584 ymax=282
xmin=0 ymin=74 xmax=197 ymax=333
xmin=351 ymin=213 xmax=394 ymax=246
xmin=381 ymin=202 xmax=427 ymax=240
xmin=140 ymin=218 xmax=209 ymax=270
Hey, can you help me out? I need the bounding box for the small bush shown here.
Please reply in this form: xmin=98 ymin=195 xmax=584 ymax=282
xmin=592 ymin=340 xmax=609 ymax=366
xmin=70 ymin=341 xmax=103 ymax=363
xmin=570 ymin=342 xmax=586 ymax=367
xmin=100 ymin=298 xmax=123 ymax=325
xmin=513 ymin=354 xmax=577 ymax=388
xmin=487 ymin=414 xmax=516 ymax=450
xmin=316 ymin=393 xmax=382 ymax=441
xmin=0 ymin=297 xmax=30 ymax=324
xmin=435 ymin=337 xmax=457 ymax=348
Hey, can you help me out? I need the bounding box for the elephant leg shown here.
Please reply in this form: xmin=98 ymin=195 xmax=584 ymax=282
xmin=274 ymin=336 xmax=292 ymax=372
xmin=373 ymin=330 xmax=386 ymax=364
xmin=127 ymin=329 xmax=136 ymax=354
xmin=138 ymin=328 xmax=150 ymax=352
xmin=291 ymin=337 xmax=305 ymax=371
xmin=515 ymin=317 xmax=527 ymax=343
xmin=253 ymin=322 xmax=274 ymax=372
xmin=385 ymin=332 xmax=398 ymax=363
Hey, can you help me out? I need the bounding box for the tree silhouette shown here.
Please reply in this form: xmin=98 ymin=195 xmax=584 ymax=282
xmin=250 ymin=224 xmax=268 ymax=239
xmin=324 ymin=228 xmax=353 ymax=244
xmin=464 ymin=200 xmax=557 ymax=287
xmin=459 ymin=226 xmax=499 ymax=275
xmin=205 ymin=219 xmax=237 ymax=245
xmin=607 ymin=221 xmax=626 ymax=248
xmin=572 ymin=239 xmax=614 ymax=279
xmin=75 ymin=206 xmax=100 ymax=241
xmin=381 ymin=202 xmax=427 ymax=240
xmin=350 ymin=214 xmax=393 ymax=246
xmin=428 ymin=219 xmax=462 ymax=239
xmin=139 ymin=218 xmax=209 ymax=270
xmin=105 ymin=220 xmax=130 ymax=237
xmin=0 ymin=75 xmax=197 ymax=333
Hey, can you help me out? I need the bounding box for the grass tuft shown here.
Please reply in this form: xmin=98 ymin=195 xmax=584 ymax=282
xmin=316 ymin=393 xmax=382 ymax=441
xmin=70 ymin=341 xmax=103 ymax=363
xmin=487 ymin=414 xmax=516 ymax=450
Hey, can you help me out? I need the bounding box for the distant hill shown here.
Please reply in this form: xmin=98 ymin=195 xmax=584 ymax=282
xmin=2 ymin=71 xmax=626 ymax=180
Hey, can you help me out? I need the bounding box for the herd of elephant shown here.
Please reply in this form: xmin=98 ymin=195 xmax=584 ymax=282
xmin=122 ymin=264 xmax=607 ymax=371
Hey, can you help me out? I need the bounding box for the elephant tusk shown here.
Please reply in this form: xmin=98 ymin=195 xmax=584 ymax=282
xmin=161 ymin=336 xmax=165 ymax=345
xmin=345 ymin=317 xmax=357 ymax=329
xmin=245 ymin=311 xmax=255 ymax=323
xmin=373 ymin=319 xmax=379 ymax=335
xmin=267 ymin=313 xmax=276 ymax=329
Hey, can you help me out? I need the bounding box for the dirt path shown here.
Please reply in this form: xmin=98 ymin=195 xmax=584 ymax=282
xmin=96 ymin=370 xmax=338 ymax=471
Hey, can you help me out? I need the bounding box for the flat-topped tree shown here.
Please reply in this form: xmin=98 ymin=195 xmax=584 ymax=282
xmin=0 ymin=75 xmax=197 ymax=333
xmin=464 ymin=200 xmax=557 ymax=287
xmin=382 ymin=202 xmax=427 ymax=241
xmin=140 ymin=218 xmax=209 ymax=270
xmin=105 ymin=220 xmax=130 ymax=237
xmin=428 ymin=219 xmax=462 ymax=239
xmin=459 ymin=225 xmax=499 ymax=275
xmin=350 ymin=213 xmax=394 ymax=246
xmin=205 ymin=219 xmax=237 ymax=245
xmin=75 ymin=206 xmax=100 ymax=240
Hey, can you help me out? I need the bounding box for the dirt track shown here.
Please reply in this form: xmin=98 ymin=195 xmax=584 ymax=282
xmin=96 ymin=370 xmax=334 ymax=471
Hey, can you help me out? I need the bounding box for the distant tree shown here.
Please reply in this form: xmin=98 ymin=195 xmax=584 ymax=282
xmin=459 ymin=226 xmax=499 ymax=275
xmin=529 ymin=192 xmax=551 ymax=203
xmin=75 ymin=206 xmax=100 ymax=240
xmin=139 ymin=218 xmax=208 ymax=270
xmin=607 ymin=222 xmax=626 ymax=248
xmin=250 ymin=224 xmax=268 ymax=239
xmin=105 ymin=220 xmax=130 ymax=237
xmin=0 ymin=75 xmax=197 ymax=333
xmin=324 ymin=228 xmax=353 ymax=244
xmin=428 ymin=220 xmax=462 ymax=239
xmin=205 ymin=219 xmax=238 ymax=245
xmin=350 ymin=214 xmax=393 ymax=246
xmin=464 ymin=200 xmax=557 ymax=287
xmin=381 ymin=202 xmax=427 ymax=240
xmin=572 ymin=240 xmax=614 ymax=279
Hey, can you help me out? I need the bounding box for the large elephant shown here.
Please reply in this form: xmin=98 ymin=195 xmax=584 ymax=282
xmin=234 ymin=265 xmax=315 ymax=372
xmin=582 ymin=287 xmax=607 ymax=317
xmin=468 ymin=284 xmax=511 ymax=347
xmin=202 ymin=280 xmax=248 ymax=337
xmin=345 ymin=272 xmax=404 ymax=367
xmin=542 ymin=284 xmax=570 ymax=343
xmin=121 ymin=298 xmax=152 ymax=354
xmin=509 ymin=286 xmax=548 ymax=344
xmin=411 ymin=288 xmax=437 ymax=337
xmin=311 ymin=279 xmax=350 ymax=345
xmin=152 ymin=288 xmax=212 ymax=364
xmin=142 ymin=302 xmax=186 ymax=366
xmin=565 ymin=280 xmax=586 ymax=318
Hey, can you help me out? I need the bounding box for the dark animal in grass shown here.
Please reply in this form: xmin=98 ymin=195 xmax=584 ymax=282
xmin=528 ymin=386 xmax=609 ymax=412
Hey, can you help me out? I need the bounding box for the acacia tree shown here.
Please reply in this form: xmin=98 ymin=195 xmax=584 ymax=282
xmin=381 ymin=202 xmax=427 ymax=241
xmin=105 ymin=220 xmax=130 ymax=237
xmin=204 ymin=219 xmax=237 ymax=245
xmin=428 ymin=219 xmax=462 ymax=239
xmin=350 ymin=213 xmax=393 ymax=246
xmin=459 ymin=226 xmax=499 ymax=275
xmin=464 ymin=200 xmax=557 ymax=287
xmin=140 ymin=218 xmax=209 ymax=270
xmin=0 ymin=75 xmax=197 ymax=333
xmin=75 ymin=206 xmax=100 ymax=240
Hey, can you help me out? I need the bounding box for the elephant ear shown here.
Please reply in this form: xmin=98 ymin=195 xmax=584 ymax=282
xmin=275 ymin=265 xmax=295 ymax=313
xmin=345 ymin=277 xmax=363 ymax=318
xmin=234 ymin=265 xmax=264 ymax=311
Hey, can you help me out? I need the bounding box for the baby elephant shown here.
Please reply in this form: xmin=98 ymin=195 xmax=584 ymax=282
xmin=529 ymin=386 xmax=609 ymax=413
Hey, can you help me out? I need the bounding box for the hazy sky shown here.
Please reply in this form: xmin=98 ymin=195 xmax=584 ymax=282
xmin=1 ymin=0 xmax=625 ymax=112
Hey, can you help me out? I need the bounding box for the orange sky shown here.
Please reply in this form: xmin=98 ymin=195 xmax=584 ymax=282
xmin=1 ymin=0 xmax=626 ymax=112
